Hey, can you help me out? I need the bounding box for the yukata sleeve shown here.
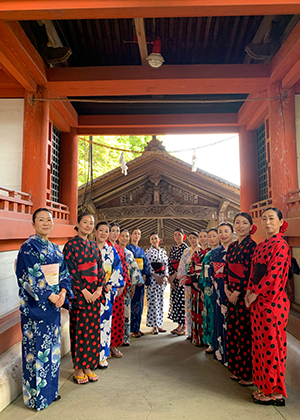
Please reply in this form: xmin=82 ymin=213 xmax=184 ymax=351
xmin=63 ymin=242 xmax=86 ymax=292
xmin=252 ymin=241 xmax=290 ymax=304
xmin=168 ymin=248 xmax=175 ymax=276
xmin=96 ymin=248 xmax=106 ymax=288
xmin=143 ymin=251 xmax=151 ymax=286
xmin=145 ymin=249 xmax=155 ymax=277
xmin=57 ymin=250 xmax=74 ymax=299
xmin=239 ymin=240 xmax=257 ymax=296
xmin=109 ymin=249 xmax=124 ymax=288
xmin=129 ymin=252 xmax=144 ymax=285
xmin=177 ymin=250 xmax=188 ymax=279
xmin=16 ymin=243 xmax=53 ymax=303
xmin=163 ymin=250 xmax=169 ymax=278
xmin=198 ymin=253 xmax=211 ymax=291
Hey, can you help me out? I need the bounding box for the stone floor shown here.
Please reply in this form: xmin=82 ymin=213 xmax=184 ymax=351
xmin=1 ymin=315 xmax=300 ymax=420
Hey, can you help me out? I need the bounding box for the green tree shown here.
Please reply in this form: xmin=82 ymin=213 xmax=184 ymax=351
xmin=78 ymin=135 xmax=162 ymax=186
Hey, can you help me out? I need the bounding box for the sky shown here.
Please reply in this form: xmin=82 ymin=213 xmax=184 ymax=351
xmin=159 ymin=133 xmax=240 ymax=186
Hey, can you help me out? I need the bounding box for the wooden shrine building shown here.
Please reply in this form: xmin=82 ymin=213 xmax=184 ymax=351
xmin=78 ymin=138 xmax=240 ymax=249
xmin=1 ymin=0 xmax=300 ymax=411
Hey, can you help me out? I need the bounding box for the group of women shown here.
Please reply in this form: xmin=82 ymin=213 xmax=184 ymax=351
xmin=16 ymin=206 xmax=291 ymax=410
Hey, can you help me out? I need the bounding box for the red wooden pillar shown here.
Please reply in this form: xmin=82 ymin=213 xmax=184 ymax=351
xmin=239 ymin=125 xmax=259 ymax=212
xmin=268 ymin=83 xmax=298 ymax=216
xmin=60 ymin=127 xmax=78 ymax=225
xmin=22 ymin=89 xmax=49 ymax=211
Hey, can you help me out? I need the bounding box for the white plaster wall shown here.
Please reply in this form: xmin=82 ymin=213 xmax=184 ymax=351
xmin=292 ymin=247 xmax=300 ymax=306
xmin=295 ymin=95 xmax=300 ymax=188
xmin=0 ymin=99 xmax=24 ymax=191
xmin=0 ymin=250 xmax=20 ymax=318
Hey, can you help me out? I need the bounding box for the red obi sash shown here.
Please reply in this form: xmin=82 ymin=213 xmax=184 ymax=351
xmin=213 ymin=262 xmax=225 ymax=279
xmin=227 ymin=262 xmax=244 ymax=284
xmin=171 ymin=260 xmax=179 ymax=271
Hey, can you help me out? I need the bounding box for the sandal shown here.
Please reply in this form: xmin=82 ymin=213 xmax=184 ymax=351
xmin=85 ymin=372 xmax=99 ymax=382
xmin=239 ymin=379 xmax=254 ymax=387
xmin=170 ymin=328 xmax=179 ymax=334
xmin=98 ymin=360 xmax=108 ymax=369
xmin=73 ymin=374 xmax=89 ymax=385
xmin=230 ymin=374 xmax=239 ymax=381
xmin=152 ymin=328 xmax=159 ymax=335
xmin=111 ymin=348 xmax=123 ymax=358
xmin=205 ymin=346 xmax=214 ymax=354
xmin=174 ymin=330 xmax=185 ymax=336
xmin=139 ymin=331 xmax=144 ymax=336
xmin=252 ymin=391 xmax=285 ymax=406
xmin=131 ymin=332 xmax=141 ymax=338
xmin=122 ymin=342 xmax=130 ymax=347
xmin=158 ymin=328 xmax=167 ymax=333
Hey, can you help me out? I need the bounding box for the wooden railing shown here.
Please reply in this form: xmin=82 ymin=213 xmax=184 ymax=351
xmin=287 ymin=189 xmax=300 ymax=215
xmin=249 ymin=197 xmax=273 ymax=219
xmin=0 ymin=186 xmax=32 ymax=215
xmin=46 ymin=199 xmax=70 ymax=221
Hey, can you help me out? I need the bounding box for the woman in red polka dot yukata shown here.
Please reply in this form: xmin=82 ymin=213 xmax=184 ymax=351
xmin=63 ymin=213 xmax=106 ymax=385
xmin=246 ymin=207 xmax=291 ymax=406
xmin=223 ymin=212 xmax=257 ymax=386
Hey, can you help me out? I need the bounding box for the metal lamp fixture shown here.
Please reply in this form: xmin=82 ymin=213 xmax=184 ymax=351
xmin=147 ymin=37 xmax=164 ymax=68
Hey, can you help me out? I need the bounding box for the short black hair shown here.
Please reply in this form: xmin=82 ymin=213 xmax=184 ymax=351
xmin=75 ymin=212 xmax=94 ymax=231
xmin=95 ymin=221 xmax=110 ymax=231
xmin=218 ymin=222 xmax=234 ymax=233
xmin=233 ymin=212 xmax=253 ymax=225
xmin=32 ymin=208 xmax=52 ymax=223
xmin=262 ymin=207 xmax=283 ymax=220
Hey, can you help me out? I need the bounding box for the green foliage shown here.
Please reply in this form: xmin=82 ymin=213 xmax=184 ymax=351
xmin=78 ymin=135 xmax=163 ymax=186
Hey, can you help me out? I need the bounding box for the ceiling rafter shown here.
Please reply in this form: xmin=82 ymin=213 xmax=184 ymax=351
xmin=134 ymin=18 xmax=148 ymax=65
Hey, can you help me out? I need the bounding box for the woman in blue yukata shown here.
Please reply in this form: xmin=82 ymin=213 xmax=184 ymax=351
xmin=118 ymin=229 xmax=143 ymax=346
xmin=127 ymin=228 xmax=151 ymax=338
xmin=94 ymin=221 xmax=123 ymax=368
xmin=16 ymin=208 xmax=73 ymax=410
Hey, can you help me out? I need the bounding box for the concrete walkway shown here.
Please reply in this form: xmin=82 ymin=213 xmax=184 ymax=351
xmin=1 ymin=314 xmax=300 ymax=420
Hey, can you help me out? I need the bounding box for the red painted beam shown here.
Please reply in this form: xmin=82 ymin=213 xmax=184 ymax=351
xmin=52 ymin=98 xmax=78 ymax=128
xmin=238 ymin=91 xmax=268 ymax=130
xmin=271 ymin=21 xmax=300 ymax=83
xmin=77 ymin=125 xmax=240 ymax=135
xmin=282 ymin=58 xmax=300 ymax=89
xmin=78 ymin=113 xmax=238 ymax=128
xmin=0 ymin=20 xmax=47 ymax=92
xmin=46 ymin=64 xmax=270 ymax=96
xmin=1 ymin=1 xmax=300 ymax=20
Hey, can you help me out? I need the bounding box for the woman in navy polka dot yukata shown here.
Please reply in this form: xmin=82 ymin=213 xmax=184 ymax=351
xmin=246 ymin=207 xmax=290 ymax=406
xmin=223 ymin=212 xmax=257 ymax=386
xmin=63 ymin=213 xmax=106 ymax=385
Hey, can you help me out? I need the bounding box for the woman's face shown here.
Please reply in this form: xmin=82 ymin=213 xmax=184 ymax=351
xmin=95 ymin=224 xmax=110 ymax=243
xmin=150 ymin=234 xmax=159 ymax=248
xmin=262 ymin=209 xmax=283 ymax=238
xmin=218 ymin=225 xmax=233 ymax=247
xmin=109 ymin=225 xmax=120 ymax=243
xmin=33 ymin=211 xmax=53 ymax=239
xmin=119 ymin=230 xmax=130 ymax=247
xmin=131 ymin=229 xmax=141 ymax=243
xmin=77 ymin=215 xmax=94 ymax=237
xmin=188 ymin=234 xmax=198 ymax=247
xmin=234 ymin=215 xmax=251 ymax=240
xmin=208 ymin=230 xmax=219 ymax=248
xmin=199 ymin=232 xmax=208 ymax=248
xmin=174 ymin=231 xmax=184 ymax=245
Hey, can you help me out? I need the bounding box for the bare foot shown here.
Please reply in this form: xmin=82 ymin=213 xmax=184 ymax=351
xmin=74 ymin=369 xmax=89 ymax=384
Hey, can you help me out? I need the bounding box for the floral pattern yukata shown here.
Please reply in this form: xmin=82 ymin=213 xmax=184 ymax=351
xmin=109 ymin=243 xmax=130 ymax=348
xmin=177 ymin=247 xmax=200 ymax=337
xmin=100 ymin=243 xmax=123 ymax=361
xmin=145 ymin=246 xmax=169 ymax=328
xmin=209 ymin=245 xmax=228 ymax=366
xmin=168 ymin=243 xmax=189 ymax=326
xmin=127 ymin=243 xmax=151 ymax=333
xmin=188 ymin=248 xmax=210 ymax=346
xmin=16 ymin=235 xmax=72 ymax=411
xmin=124 ymin=248 xmax=143 ymax=343
xmin=63 ymin=236 xmax=106 ymax=370
xmin=199 ymin=250 xmax=214 ymax=347
xmin=248 ymin=233 xmax=290 ymax=397
xmin=223 ymin=235 xmax=256 ymax=381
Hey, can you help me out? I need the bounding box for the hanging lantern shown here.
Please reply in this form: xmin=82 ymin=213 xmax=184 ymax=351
xmin=192 ymin=149 xmax=198 ymax=172
xmin=119 ymin=152 xmax=128 ymax=176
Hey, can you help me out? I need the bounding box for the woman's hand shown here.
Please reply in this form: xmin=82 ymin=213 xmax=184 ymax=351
xmin=81 ymin=288 xmax=94 ymax=303
xmin=224 ymin=284 xmax=232 ymax=300
xmin=92 ymin=286 xmax=103 ymax=301
xmin=228 ymin=290 xmax=240 ymax=305
xmin=117 ymin=286 xmax=124 ymax=297
xmin=130 ymin=285 xmax=136 ymax=300
xmin=200 ymin=291 xmax=204 ymax=301
xmin=48 ymin=293 xmax=59 ymax=305
xmin=248 ymin=293 xmax=258 ymax=306
xmin=245 ymin=289 xmax=251 ymax=308
xmin=193 ymin=282 xmax=200 ymax=291
xmin=55 ymin=289 xmax=67 ymax=307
